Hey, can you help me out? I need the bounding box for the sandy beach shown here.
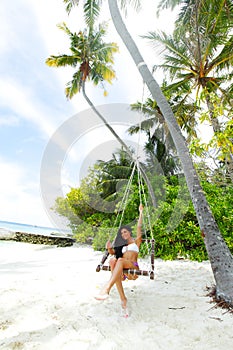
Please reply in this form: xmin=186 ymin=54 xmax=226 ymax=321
xmin=0 ymin=241 xmax=232 ymax=350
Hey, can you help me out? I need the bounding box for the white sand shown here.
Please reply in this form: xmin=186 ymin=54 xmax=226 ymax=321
xmin=0 ymin=241 xmax=232 ymax=350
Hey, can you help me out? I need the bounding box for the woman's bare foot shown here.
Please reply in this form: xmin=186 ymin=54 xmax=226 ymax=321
xmin=121 ymin=298 xmax=127 ymax=309
xmin=94 ymin=287 xmax=109 ymax=301
xmin=94 ymin=293 xmax=109 ymax=301
xmin=121 ymin=298 xmax=129 ymax=318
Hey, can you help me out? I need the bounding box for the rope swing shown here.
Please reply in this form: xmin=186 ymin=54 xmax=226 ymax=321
xmin=95 ymin=159 xmax=155 ymax=279
xmin=96 ymin=82 xmax=155 ymax=279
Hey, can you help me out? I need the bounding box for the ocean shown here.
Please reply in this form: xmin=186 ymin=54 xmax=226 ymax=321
xmin=0 ymin=220 xmax=72 ymax=236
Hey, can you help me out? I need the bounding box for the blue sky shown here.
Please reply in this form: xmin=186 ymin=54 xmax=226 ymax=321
xmin=0 ymin=0 xmax=177 ymax=228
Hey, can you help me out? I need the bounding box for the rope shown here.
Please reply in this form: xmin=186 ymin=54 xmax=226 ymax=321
xmin=112 ymin=161 xmax=137 ymax=231
xmin=135 ymin=82 xmax=145 ymax=161
xmin=136 ymin=162 xmax=154 ymax=257
xmin=138 ymin=169 xmax=154 ymax=239
xmin=110 ymin=80 xmax=154 ymax=264
xmin=135 ymin=81 xmax=154 ymax=255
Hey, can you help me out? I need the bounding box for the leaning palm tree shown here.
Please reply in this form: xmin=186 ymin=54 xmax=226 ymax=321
xmin=61 ymin=0 xmax=233 ymax=307
xmin=46 ymin=22 xmax=130 ymax=152
xmin=55 ymin=0 xmax=137 ymax=159
xmin=107 ymin=0 xmax=233 ymax=307
xmin=47 ymin=4 xmax=157 ymax=206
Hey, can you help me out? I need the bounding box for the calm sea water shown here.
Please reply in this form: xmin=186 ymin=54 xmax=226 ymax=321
xmin=0 ymin=220 xmax=71 ymax=236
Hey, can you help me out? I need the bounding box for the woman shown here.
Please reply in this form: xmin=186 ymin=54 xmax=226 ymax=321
xmin=95 ymin=204 xmax=143 ymax=315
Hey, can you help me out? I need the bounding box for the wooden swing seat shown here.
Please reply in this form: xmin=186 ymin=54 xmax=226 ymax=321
xmin=96 ymin=238 xmax=155 ymax=280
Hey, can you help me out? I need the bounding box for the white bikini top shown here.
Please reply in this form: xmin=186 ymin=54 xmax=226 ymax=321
xmin=122 ymin=242 xmax=139 ymax=254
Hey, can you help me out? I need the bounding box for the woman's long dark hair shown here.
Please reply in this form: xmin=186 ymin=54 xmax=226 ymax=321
xmin=113 ymin=225 xmax=132 ymax=259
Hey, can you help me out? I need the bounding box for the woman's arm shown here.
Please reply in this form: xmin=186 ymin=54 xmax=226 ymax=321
xmin=136 ymin=204 xmax=143 ymax=246
xmin=106 ymin=240 xmax=115 ymax=255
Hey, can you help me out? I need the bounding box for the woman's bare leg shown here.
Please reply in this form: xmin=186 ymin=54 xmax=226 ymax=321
xmin=115 ymin=276 xmax=129 ymax=317
xmin=115 ymin=276 xmax=127 ymax=303
xmin=109 ymin=257 xmax=117 ymax=272
xmin=109 ymin=258 xmax=128 ymax=310
xmin=106 ymin=258 xmax=132 ymax=291
xmin=95 ymin=258 xmax=133 ymax=299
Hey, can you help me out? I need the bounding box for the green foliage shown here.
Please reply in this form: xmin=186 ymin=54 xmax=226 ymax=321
xmin=152 ymin=219 xmax=207 ymax=261
xmin=201 ymin=181 xmax=233 ymax=251
xmin=53 ymin=159 xmax=233 ymax=262
xmin=73 ymin=222 xmax=95 ymax=244
xmin=150 ymin=178 xmax=233 ymax=261
xmin=92 ymin=226 xmax=113 ymax=251
xmin=146 ymin=177 xmax=207 ymax=261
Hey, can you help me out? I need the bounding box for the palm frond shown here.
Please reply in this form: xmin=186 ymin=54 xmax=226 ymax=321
xmin=46 ymin=55 xmax=78 ymax=67
xmin=157 ymin=0 xmax=182 ymax=12
xmin=209 ymin=36 xmax=233 ymax=72
xmin=98 ymin=64 xmax=116 ymax=83
xmin=127 ymin=118 xmax=158 ymax=136
xmin=57 ymin=22 xmax=72 ymax=36
xmin=131 ymin=102 xmax=158 ymax=117
xmin=65 ymin=71 xmax=82 ymax=98
xmin=63 ymin=0 xmax=79 ymax=15
xmin=119 ymin=0 xmax=141 ymax=15
xmin=143 ymin=31 xmax=193 ymax=73
xmin=83 ymin=0 xmax=101 ymax=31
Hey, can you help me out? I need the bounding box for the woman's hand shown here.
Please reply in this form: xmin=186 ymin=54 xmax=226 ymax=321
xmin=139 ymin=204 xmax=144 ymax=213
xmin=105 ymin=240 xmax=112 ymax=249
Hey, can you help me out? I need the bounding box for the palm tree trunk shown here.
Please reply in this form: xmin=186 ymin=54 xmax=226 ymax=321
xmin=81 ymin=82 xmax=157 ymax=207
xmin=108 ymin=0 xmax=233 ymax=306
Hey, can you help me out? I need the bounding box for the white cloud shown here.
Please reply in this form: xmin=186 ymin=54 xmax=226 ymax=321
xmin=0 ymin=115 xmax=19 ymax=127
xmin=0 ymin=0 xmax=85 ymax=138
xmin=0 ymin=158 xmax=51 ymax=226
xmin=0 ymin=79 xmax=56 ymax=137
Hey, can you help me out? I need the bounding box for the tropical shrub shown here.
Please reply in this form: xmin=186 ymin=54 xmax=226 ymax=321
xmin=54 ymin=170 xmax=233 ymax=262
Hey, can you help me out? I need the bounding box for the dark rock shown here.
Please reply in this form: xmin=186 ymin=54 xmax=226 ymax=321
xmin=0 ymin=231 xmax=76 ymax=247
